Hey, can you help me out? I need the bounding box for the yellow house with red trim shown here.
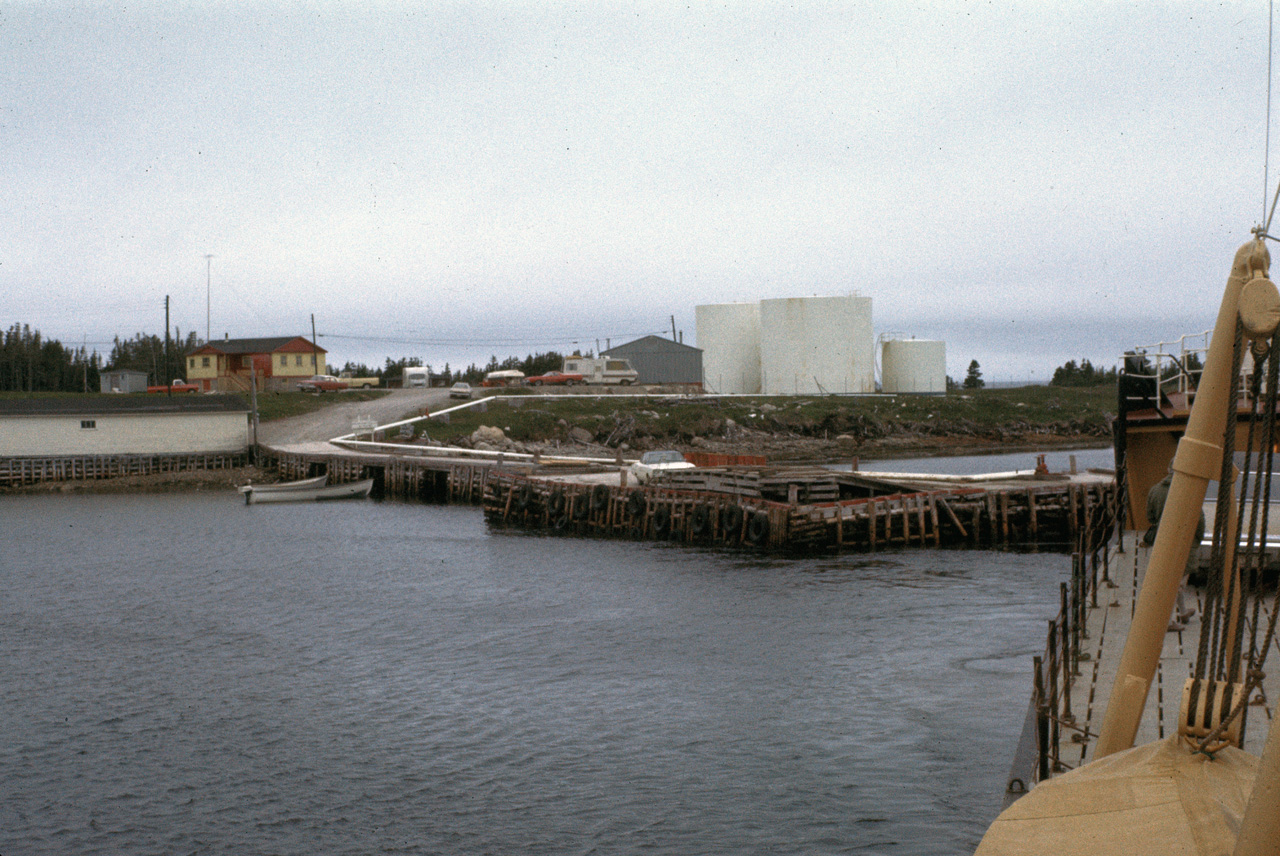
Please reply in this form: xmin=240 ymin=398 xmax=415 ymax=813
xmin=187 ymin=336 xmax=327 ymax=393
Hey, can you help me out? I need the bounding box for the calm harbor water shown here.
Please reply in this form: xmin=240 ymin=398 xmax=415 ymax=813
xmin=1 ymin=452 xmax=1105 ymax=855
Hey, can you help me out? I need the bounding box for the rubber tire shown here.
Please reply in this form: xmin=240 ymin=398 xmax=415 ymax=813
xmin=547 ymin=490 xmax=566 ymax=517
xmin=625 ymin=490 xmax=645 ymax=519
xmin=747 ymin=511 xmax=770 ymax=545
xmin=690 ymin=504 xmax=712 ymax=537
xmin=590 ymin=484 xmax=610 ymax=512
xmin=721 ymin=505 xmax=745 ymax=538
xmin=513 ymin=484 xmax=533 ymax=512
xmin=652 ymin=506 xmax=671 ymax=537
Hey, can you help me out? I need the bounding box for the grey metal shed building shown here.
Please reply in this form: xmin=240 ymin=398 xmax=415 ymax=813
xmin=601 ymin=335 xmax=703 ymax=385
xmin=100 ymin=369 xmax=149 ymax=394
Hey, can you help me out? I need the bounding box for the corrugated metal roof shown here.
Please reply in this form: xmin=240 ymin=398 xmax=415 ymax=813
xmin=0 ymin=395 xmax=250 ymax=416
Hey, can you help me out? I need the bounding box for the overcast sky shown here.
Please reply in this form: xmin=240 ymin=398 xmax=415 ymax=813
xmin=2 ymin=1 xmax=1276 ymax=382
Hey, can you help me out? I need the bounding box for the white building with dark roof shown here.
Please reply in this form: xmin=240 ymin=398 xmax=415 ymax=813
xmin=0 ymin=395 xmax=251 ymax=458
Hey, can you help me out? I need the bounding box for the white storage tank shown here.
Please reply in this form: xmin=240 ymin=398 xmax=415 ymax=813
xmin=695 ymin=302 xmax=761 ymax=394
xmin=881 ymin=339 xmax=947 ymax=394
xmin=759 ymin=295 xmax=874 ymax=395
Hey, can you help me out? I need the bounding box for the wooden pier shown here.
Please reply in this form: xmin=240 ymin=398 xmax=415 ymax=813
xmin=0 ymin=450 xmax=250 ymax=486
xmin=481 ymin=468 xmax=1118 ymax=552
xmin=260 ymin=446 xmax=504 ymax=504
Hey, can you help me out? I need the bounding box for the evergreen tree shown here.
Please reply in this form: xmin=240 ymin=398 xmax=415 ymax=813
xmin=0 ymin=323 xmax=102 ymax=392
xmin=963 ymin=360 xmax=984 ymax=389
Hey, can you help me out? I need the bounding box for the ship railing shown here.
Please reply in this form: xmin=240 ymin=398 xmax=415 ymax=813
xmin=1123 ymin=330 xmax=1212 ymax=401
xmin=1028 ymin=493 xmax=1114 ymax=786
xmin=1122 ymin=328 xmax=1273 ymax=403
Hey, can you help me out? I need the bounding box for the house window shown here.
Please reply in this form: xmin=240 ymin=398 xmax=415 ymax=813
xmin=188 ymin=358 xmax=195 ymax=369
xmin=280 ymin=355 xmax=287 ymax=367
xmin=202 ymin=357 xmax=210 ymax=368
xmin=295 ymin=355 xmax=302 ymax=366
xmin=80 ymin=420 xmax=96 ymax=430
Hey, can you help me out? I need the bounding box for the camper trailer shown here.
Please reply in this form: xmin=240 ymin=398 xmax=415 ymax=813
xmin=402 ymin=367 xmax=429 ymax=389
xmin=562 ymin=355 xmax=640 ymax=385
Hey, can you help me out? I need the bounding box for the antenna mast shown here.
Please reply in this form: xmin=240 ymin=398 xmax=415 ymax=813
xmin=204 ymin=254 xmax=214 ymax=344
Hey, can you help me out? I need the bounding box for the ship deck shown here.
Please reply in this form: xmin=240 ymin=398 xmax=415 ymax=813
xmin=1055 ymin=541 xmax=1279 ymax=770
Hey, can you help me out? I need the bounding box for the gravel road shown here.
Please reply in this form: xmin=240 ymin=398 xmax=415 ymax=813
xmin=257 ymin=388 xmax=453 ymax=445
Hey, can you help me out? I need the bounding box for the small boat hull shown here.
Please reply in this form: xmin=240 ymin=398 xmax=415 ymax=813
xmin=243 ymin=478 xmax=373 ymax=504
xmin=238 ymin=474 xmax=328 ymax=494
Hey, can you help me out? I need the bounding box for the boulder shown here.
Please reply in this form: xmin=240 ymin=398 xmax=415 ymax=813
xmin=471 ymin=425 xmax=506 ymax=445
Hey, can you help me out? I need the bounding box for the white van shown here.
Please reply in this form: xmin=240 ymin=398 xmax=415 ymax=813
xmin=403 ymin=367 xmax=429 ymax=388
xmin=563 ymin=356 xmax=639 ymax=385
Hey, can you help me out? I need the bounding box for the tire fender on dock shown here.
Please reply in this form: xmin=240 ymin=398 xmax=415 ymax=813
xmin=590 ymin=483 xmax=610 ymax=513
xmin=721 ymin=505 xmax=745 ymax=540
xmin=547 ymin=490 xmax=566 ymax=517
xmin=691 ymin=504 xmax=712 ymax=537
xmin=653 ymin=505 xmax=672 ymax=537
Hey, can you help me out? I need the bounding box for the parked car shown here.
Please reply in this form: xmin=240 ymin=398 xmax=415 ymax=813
xmin=481 ymin=369 xmax=525 ymax=387
xmin=628 ymin=450 xmax=696 ymax=485
xmin=338 ymin=371 xmax=380 ymax=389
xmin=527 ymin=371 xmax=585 ymax=386
xmin=146 ymin=379 xmax=200 ymax=394
xmin=449 ymin=382 xmax=473 ymax=399
xmin=297 ymin=374 xmax=347 ymax=392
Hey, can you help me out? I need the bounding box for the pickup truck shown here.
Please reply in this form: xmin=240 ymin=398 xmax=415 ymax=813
xmin=526 ymin=371 xmax=585 ymax=386
xmin=339 ymin=372 xmax=380 ymax=389
xmin=147 ymin=379 xmax=200 ymax=394
xmin=297 ymin=374 xmax=348 ymax=392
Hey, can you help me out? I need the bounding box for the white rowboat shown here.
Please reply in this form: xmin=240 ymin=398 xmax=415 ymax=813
xmin=238 ymin=474 xmax=328 ymax=495
xmin=242 ymin=477 xmax=374 ymax=504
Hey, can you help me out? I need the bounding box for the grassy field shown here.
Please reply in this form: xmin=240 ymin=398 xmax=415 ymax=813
xmin=422 ymin=385 xmax=1116 ymax=448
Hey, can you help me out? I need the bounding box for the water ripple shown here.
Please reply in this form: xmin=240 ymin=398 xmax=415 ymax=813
xmin=1 ymin=494 xmax=1070 ymax=855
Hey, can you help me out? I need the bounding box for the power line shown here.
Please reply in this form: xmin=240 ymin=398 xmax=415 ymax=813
xmin=315 ymin=330 xmax=669 ymax=348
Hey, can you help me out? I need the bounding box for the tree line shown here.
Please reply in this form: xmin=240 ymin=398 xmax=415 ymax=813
xmin=1050 ymin=358 xmax=1119 ymax=387
xmin=1 ymin=324 xmax=101 ymax=392
xmin=0 ymin=323 xmax=209 ymax=393
xmin=3 ymin=321 xmax=581 ymax=393
xmin=338 ymin=351 xmax=569 ymax=386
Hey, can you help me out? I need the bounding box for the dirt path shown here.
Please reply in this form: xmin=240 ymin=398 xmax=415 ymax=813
xmin=257 ymin=388 xmax=452 ymax=445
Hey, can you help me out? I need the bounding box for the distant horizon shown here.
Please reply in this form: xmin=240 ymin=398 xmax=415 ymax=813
xmin=4 ymin=3 xmax=1259 ymax=383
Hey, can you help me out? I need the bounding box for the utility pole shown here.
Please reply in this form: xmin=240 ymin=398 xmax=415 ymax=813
xmin=204 ymin=254 xmax=214 ymax=344
xmin=671 ymin=315 xmax=677 ymax=340
xmin=165 ymin=295 xmax=172 ymax=396
xmin=311 ymin=314 xmax=320 ymax=374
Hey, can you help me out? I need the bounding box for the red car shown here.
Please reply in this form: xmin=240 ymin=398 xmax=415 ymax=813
xmin=527 ymin=371 xmax=585 ymax=386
